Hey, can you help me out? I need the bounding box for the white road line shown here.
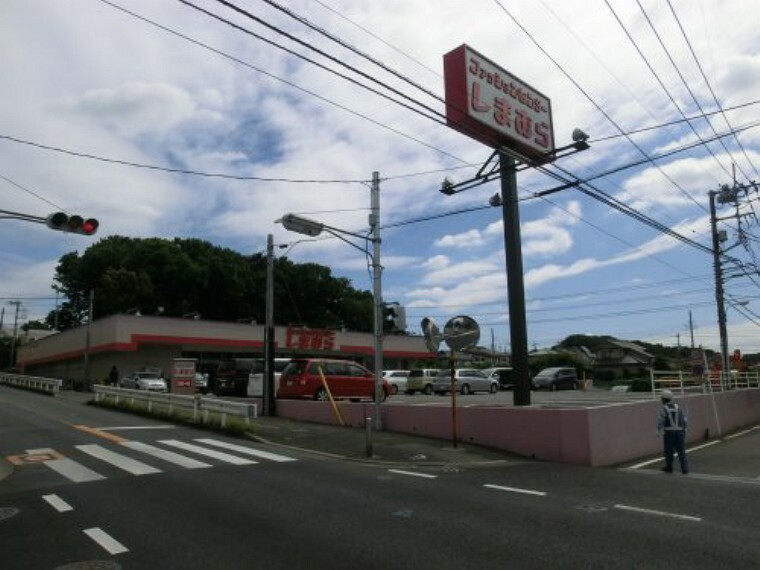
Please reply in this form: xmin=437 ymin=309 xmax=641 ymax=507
xmin=120 ymin=441 xmax=212 ymax=469
xmin=725 ymin=425 xmax=760 ymax=440
xmin=484 ymin=484 xmax=547 ymax=497
xmin=42 ymin=494 xmax=73 ymax=513
xmin=614 ymin=503 xmax=702 ymax=522
xmin=628 ymin=439 xmax=722 ymax=469
xmin=76 ymin=444 xmax=162 ymax=476
xmin=194 ymin=439 xmax=297 ymax=462
xmin=84 ymin=527 xmax=129 ymax=555
xmin=159 ymin=440 xmax=257 ymax=465
xmin=97 ymin=425 xmax=176 ymax=432
xmin=27 ymin=447 xmax=105 ymax=483
xmin=388 ymin=469 xmax=438 ymax=479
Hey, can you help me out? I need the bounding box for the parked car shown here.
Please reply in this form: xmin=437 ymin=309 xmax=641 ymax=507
xmin=382 ymin=370 xmax=410 ymax=394
xmin=212 ymin=358 xmax=257 ymax=396
xmin=194 ymin=372 xmax=209 ymax=394
xmin=432 ymin=369 xmax=499 ymax=395
xmin=481 ymin=367 xmax=514 ymax=390
xmin=278 ymin=358 xmax=390 ymax=401
xmin=119 ymin=371 xmax=167 ymax=392
xmin=531 ymin=367 xmax=579 ymax=390
xmin=405 ymin=368 xmax=441 ymax=395
xmin=247 ymin=358 xmax=292 ymax=397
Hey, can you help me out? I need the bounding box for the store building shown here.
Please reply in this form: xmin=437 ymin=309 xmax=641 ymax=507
xmin=16 ymin=314 xmax=437 ymax=386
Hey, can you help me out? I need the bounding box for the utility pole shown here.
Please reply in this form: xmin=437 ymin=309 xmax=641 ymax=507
xmin=264 ymin=233 xmax=276 ymax=417
xmin=371 ymin=171 xmax=384 ymax=430
xmin=83 ymin=290 xmax=94 ymax=390
xmin=9 ymin=301 xmax=20 ymax=368
xmin=706 ymin=182 xmax=758 ymax=387
xmin=689 ymin=310 xmax=695 ymax=349
xmin=709 ymin=188 xmax=730 ymax=387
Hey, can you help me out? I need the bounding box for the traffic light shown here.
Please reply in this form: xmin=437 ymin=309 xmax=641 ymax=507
xmin=46 ymin=212 xmax=99 ymax=235
xmin=383 ymin=302 xmax=406 ymax=332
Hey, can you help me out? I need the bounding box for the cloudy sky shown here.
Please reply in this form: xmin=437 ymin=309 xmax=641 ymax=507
xmin=2 ymin=0 xmax=759 ymax=355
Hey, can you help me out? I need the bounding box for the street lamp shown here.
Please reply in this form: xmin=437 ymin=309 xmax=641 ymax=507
xmin=275 ymin=172 xmax=384 ymax=429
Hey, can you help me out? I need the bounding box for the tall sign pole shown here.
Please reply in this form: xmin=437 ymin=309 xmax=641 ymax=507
xmin=444 ymin=44 xmax=558 ymax=406
xmin=500 ymin=154 xmax=531 ymax=405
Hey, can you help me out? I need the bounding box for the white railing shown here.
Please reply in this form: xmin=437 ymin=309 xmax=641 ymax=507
xmin=650 ymin=369 xmax=760 ymax=397
xmin=93 ymin=385 xmax=257 ymax=427
xmin=0 ymin=373 xmax=62 ymax=394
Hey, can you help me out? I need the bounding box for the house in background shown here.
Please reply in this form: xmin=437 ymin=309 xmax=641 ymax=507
xmin=592 ymin=339 xmax=654 ymax=379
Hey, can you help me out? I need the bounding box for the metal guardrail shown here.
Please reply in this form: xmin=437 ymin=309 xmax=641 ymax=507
xmin=0 ymin=373 xmax=62 ymax=394
xmin=650 ymin=369 xmax=760 ymax=398
xmin=93 ymin=385 xmax=257 ymax=427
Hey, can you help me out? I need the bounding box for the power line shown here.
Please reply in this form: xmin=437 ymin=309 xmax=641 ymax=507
xmin=666 ymin=0 xmax=759 ymax=180
xmin=0 ymin=133 xmax=369 ymax=183
xmin=490 ymin=0 xmax=706 ymax=212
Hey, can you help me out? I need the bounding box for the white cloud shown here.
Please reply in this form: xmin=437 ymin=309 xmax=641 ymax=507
xmin=1 ymin=0 xmax=758 ymax=353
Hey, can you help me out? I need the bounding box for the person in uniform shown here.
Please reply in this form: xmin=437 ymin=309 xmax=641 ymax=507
xmin=656 ymin=389 xmax=688 ymax=474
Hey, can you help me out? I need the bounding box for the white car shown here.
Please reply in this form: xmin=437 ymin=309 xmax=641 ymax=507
xmin=247 ymin=358 xmax=292 ymax=397
xmin=432 ymin=369 xmax=498 ymax=395
xmin=382 ymin=370 xmax=410 ymax=395
xmin=119 ymin=371 xmax=167 ymax=392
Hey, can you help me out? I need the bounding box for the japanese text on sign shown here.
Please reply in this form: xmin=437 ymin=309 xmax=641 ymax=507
xmin=444 ymin=44 xmax=555 ymax=163
xmin=285 ymin=327 xmax=336 ymax=351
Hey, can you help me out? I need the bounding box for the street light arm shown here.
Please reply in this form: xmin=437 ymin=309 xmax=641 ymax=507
xmin=323 ymin=228 xmax=374 ymax=260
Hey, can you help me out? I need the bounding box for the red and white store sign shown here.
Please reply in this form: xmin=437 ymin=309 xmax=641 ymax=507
xmin=285 ymin=327 xmax=336 ymax=351
xmin=444 ymin=44 xmax=554 ymax=163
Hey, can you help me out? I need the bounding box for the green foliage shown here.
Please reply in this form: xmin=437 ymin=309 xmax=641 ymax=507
xmin=595 ymin=370 xmax=616 ymax=384
xmin=630 ymin=378 xmax=653 ymax=392
xmin=21 ymin=320 xmax=50 ymax=331
xmin=47 ymin=236 xmax=374 ymax=332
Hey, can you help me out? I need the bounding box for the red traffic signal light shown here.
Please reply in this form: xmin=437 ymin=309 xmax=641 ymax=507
xmin=46 ymin=212 xmax=99 ymax=235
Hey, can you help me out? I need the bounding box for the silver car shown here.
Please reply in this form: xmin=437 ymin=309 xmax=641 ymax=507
xmin=382 ymin=370 xmax=410 ymax=395
xmin=119 ymin=371 xmax=167 ymax=392
xmin=432 ymin=369 xmax=499 ymax=395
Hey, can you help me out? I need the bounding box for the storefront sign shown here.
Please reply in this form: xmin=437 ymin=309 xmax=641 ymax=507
xmin=444 ymin=44 xmax=554 ymax=163
xmin=285 ymin=327 xmax=336 ymax=351
xmin=171 ymin=358 xmax=196 ymax=393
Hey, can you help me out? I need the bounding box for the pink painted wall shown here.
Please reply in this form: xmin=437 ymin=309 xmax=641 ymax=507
xmin=268 ymin=389 xmax=760 ymax=467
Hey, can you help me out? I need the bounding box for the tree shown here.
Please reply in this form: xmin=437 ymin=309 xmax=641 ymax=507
xmin=21 ymin=320 xmax=49 ymax=331
xmin=46 ymin=236 xmax=374 ymax=332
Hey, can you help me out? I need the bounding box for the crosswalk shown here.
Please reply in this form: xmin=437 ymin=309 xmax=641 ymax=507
xmin=23 ymin=438 xmax=297 ymax=485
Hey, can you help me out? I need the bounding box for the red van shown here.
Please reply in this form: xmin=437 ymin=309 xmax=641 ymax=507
xmin=277 ymin=358 xmax=390 ymax=401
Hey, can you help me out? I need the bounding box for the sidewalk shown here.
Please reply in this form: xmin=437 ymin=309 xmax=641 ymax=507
xmin=57 ymin=390 xmax=515 ymax=467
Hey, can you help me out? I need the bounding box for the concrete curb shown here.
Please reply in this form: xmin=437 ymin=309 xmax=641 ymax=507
xmin=246 ymin=432 xmax=511 ymax=468
xmin=0 ymin=458 xmax=14 ymax=483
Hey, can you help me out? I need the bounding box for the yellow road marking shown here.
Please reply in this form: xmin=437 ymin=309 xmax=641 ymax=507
xmin=72 ymin=424 xmax=129 ymax=444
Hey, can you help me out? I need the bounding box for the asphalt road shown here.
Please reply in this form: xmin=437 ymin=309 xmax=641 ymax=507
xmin=2 ymin=388 xmax=760 ymax=569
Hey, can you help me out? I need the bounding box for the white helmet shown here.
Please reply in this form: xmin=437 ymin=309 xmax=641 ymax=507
xmin=660 ymin=389 xmax=673 ymax=401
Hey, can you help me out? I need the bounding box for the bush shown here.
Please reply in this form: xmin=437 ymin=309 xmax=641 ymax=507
xmin=630 ymin=378 xmax=652 ymax=392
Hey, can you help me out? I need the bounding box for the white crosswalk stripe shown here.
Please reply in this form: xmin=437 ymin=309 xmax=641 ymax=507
xmin=120 ymin=441 xmax=212 ymax=469
xmin=194 ymin=439 xmax=297 ymax=462
xmin=76 ymin=444 xmax=162 ymax=476
xmin=27 ymin=447 xmax=105 ymax=483
xmin=27 ymin=439 xmax=295 ymax=485
xmin=158 ymin=440 xmax=258 ymax=465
